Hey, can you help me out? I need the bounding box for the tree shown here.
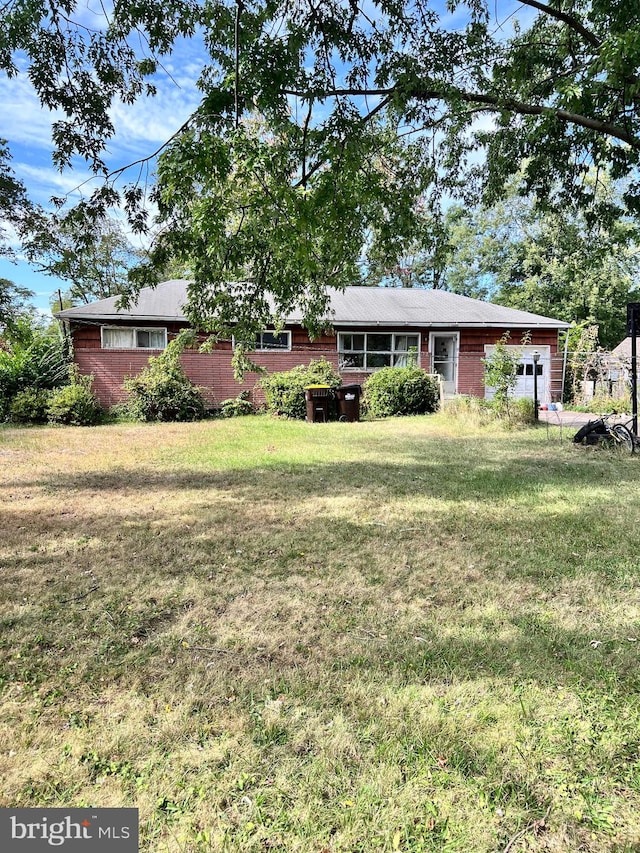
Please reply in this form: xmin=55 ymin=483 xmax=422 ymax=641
xmin=482 ymin=332 xmax=526 ymax=416
xmin=0 ymin=315 xmax=70 ymax=419
xmin=0 ymin=141 xmax=30 ymax=257
xmin=22 ymin=212 xmax=143 ymax=304
xmin=2 ymin=1 xmax=640 ymax=339
xmin=441 ymin=178 xmax=639 ymax=348
xmin=0 ymin=278 xmax=34 ymax=336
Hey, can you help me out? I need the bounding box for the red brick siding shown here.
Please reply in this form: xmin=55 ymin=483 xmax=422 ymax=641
xmin=70 ymin=322 xmax=563 ymax=407
xmin=74 ymin=347 xmax=342 ymax=407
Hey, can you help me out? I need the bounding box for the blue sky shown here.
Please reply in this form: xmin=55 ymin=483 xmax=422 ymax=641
xmin=0 ymin=25 xmax=205 ymax=313
xmin=0 ymin=2 xmax=530 ymax=315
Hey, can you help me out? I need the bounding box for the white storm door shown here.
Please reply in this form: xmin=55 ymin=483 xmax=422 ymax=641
xmin=430 ymin=333 xmax=459 ymax=396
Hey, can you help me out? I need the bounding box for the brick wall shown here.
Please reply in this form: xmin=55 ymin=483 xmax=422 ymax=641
xmin=70 ymin=322 xmax=563 ymax=408
xmin=74 ymin=347 xmax=343 ymax=408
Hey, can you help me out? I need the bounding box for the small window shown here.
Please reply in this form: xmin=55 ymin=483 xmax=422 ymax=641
xmin=234 ymin=330 xmax=292 ymax=351
xmin=136 ymin=329 xmax=166 ymax=348
xmin=102 ymin=326 xmax=167 ymax=349
xmin=257 ymin=330 xmax=291 ymax=350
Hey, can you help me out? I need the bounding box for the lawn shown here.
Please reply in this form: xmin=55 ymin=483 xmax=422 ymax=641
xmin=1 ymin=414 xmax=640 ymax=852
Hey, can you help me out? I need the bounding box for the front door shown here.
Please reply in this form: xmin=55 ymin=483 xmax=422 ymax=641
xmin=431 ymin=334 xmax=458 ymax=396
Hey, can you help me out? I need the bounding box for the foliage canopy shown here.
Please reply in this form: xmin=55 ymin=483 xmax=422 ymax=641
xmin=2 ymin=1 xmax=640 ymax=336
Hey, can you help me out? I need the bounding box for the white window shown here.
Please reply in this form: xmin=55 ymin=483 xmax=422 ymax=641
xmin=101 ymin=326 xmax=167 ymax=349
xmin=233 ymin=330 xmax=292 ymax=351
xmin=338 ymin=332 xmax=420 ymax=370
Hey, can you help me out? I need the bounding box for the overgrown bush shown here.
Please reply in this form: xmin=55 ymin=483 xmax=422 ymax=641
xmin=445 ymin=394 xmax=536 ymax=428
xmin=123 ymin=332 xmax=207 ymax=422
xmin=363 ymin=366 xmax=440 ymax=418
xmin=443 ymin=395 xmax=494 ymax=427
xmin=260 ymin=358 xmax=341 ymax=419
xmin=218 ymin=391 xmax=255 ymax=418
xmin=9 ymin=387 xmax=51 ymax=424
xmin=573 ymin=392 xmax=631 ymax=414
xmin=47 ymin=371 xmax=102 ymax=425
xmin=0 ymin=319 xmax=70 ymax=420
xmin=510 ymin=397 xmax=536 ymax=425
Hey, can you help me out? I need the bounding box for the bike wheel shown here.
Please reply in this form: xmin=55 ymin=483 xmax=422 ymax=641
xmin=611 ymin=424 xmax=635 ymax=454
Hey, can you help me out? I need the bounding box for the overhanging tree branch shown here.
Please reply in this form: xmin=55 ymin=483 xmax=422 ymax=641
xmin=286 ymin=84 xmax=640 ymax=150
xmin=518 ymin=0 xmax=602 ymax=48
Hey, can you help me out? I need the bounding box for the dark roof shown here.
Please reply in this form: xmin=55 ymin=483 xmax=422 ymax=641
xmin=55 ymin=280 xmax=569 ymax=329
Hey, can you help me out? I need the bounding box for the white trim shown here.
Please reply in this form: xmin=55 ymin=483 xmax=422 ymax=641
xmin=337 ymin=331 xmax=421 ymax=371
xmin=429 ymin=331 xmax=460 ymax=394
xmin=100 ymin=325 xmax=168 ymax=350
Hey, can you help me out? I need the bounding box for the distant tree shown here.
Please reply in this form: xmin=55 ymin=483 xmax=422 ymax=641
xmin=364 ymin=210 xmax=453 ymax=290
xmin=23 ymin=212 xmax=143 ymax=304
xmin=0 ymin=277 xmax=33 ymax=336
xmin=441 ymin=180 xmax=639 ymax=348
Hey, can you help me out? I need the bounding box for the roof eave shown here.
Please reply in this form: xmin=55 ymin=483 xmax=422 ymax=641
xmin=332 ymin=321 xmax=569 ymax=329
xmin=56 ymin=313 xmax=568 ymax=330
xmin=56 ymin=313 xmax=189 ymax=323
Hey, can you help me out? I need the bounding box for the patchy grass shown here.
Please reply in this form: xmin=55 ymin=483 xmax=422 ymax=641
xmin=1 ymin=415 xmax=640 ymax=851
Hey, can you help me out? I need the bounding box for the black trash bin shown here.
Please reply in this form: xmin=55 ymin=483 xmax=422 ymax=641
xmin=335 ymin=384 xmax=361 ymax=422
xmin=304 ymin=385 xmax=334 ymax=423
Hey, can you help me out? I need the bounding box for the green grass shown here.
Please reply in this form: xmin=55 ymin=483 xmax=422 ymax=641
xmin=1 ymin=414 xmax=640 ymax=851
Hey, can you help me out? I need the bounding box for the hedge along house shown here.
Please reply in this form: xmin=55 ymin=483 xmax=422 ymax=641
xmin=55 ymin=280 xmax=569 ymax=409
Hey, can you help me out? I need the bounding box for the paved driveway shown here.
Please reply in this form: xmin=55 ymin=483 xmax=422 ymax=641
xmin=538 ymin=409 xmax=634 ymax=428
xmin=537 ymin=409 xmax=597 ymax=427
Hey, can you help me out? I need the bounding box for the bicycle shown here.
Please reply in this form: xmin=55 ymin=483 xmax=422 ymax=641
xmin=573 ymin=413 xmax=636 ymax=454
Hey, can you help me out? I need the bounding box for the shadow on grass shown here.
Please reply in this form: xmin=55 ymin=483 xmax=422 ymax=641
xmin=5 ymin=436 xmax=638 ymax=502
xmin=2 ymin=438 xmax=640 ymax=701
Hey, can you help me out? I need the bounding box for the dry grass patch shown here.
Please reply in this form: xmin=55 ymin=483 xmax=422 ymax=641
xmin=1 ymin=416 xmax=640 ymax=851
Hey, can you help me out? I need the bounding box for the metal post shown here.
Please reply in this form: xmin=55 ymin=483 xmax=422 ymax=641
xmin=632 ymin=314 xmax=638 ymax=436
xmin=628 ymin=304 xmax=640 ymax=437
xmin=533 ymin=351 xmax=540 ymax=422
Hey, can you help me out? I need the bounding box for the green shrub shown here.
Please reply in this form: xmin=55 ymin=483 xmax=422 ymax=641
xmin=260 ymin=358 xmax=341 ymax=419
xmin=123 ymin=332 xmax=207 ymax=422
xmin=9 ymin=387 xmax=51 ymax=424
xmin=218 ymin=392 xmax=255 ymax=418
xmin=0 ymin=320 xmax=70 ymax=420
xmin=363 ymin=366 xmax=440 ymax=418
xmin=47 ymin=372 xmax=102 ymax=425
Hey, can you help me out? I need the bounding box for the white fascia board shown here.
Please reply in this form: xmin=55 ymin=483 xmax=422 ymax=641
xmin=58 ymin=313 xmax=189 ymax=323
xmin=332 ymin=321 xmax=569 ymax=329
